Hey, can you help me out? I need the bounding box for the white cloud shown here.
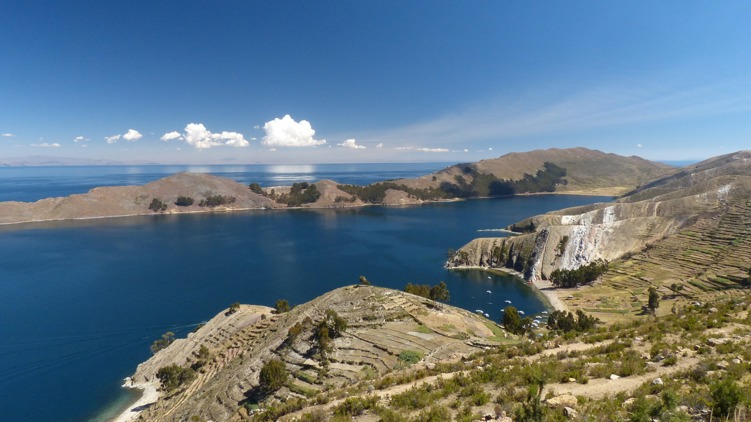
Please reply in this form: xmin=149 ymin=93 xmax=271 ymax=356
xmin=31 ymin=142 xmax=60 ymax=148
xmin=394 ymin=146 xmax=449 ymax=153
xmin=262 ymin=115 xmax=326 ymax=147
xmin=376 ymin=143 xmax=384 ymax=148
xmin=637 ymin=143 xmax=643 ymax=148
xmin=163 ymin=123 xmax=249 ymax=149
xmin=123 ymin=129 xmax=143 ymax=142
xmin=74 ymin=136 xmax=88 ymax=142
xmin=105 ymin=134 xmax=121 ymax=144
xmin=1 ymin=133 xmax=14 ymax=137
xmin=160 ymin=131 xmax=182 ymax=141
xmin=338 ymin=138 xmax=366 ymax=149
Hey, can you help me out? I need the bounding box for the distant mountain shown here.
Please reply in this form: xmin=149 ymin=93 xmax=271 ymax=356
xmin=0 ymin=155 xmax=127 ymax=166
xmin=396 ymin=147 xmax=675 ymax=197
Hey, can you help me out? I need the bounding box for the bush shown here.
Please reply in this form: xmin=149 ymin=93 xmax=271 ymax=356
xmin=398 ymin=350 xmax=424 ymax=366
xmin=711 ymin=379 xmax=744 ymax=417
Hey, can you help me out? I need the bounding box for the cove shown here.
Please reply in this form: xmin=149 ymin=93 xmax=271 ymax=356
xmin=0 ymin=194 xmax=609 ymax=421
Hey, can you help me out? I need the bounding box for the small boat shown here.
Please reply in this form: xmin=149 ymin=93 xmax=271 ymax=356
xmin=518 ymin=310 xmax=525 ymax=315
xmin=484 ymin=313 xmax=490 ymax=318
xmin=486 ymin=290 xmax=492 ymax=294
xmin=475 ymin=309 xmax=484 ymax=314
xmin=541 ymin=311 xmax=548 ymax=314
xmin=504 ymin=300 xmax=512 ymax=304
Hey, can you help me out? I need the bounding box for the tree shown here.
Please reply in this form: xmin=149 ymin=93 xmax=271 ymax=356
xmin=175 ymin=196 xmax=194 ymax=206
xmin=259 ymin=358 xmax=287 ymax=392
xmin=227 ymin=302 xmax=240 ymax=315
xmin=148 ymin=198 xmax=168 ymax=212
xmin=150 ymin=331 xmax=175 ymax=354
xmin=275 ymin=299 xmax=291 ymax=314
xmin=648 ymin=286 xmax=660 ymax=313
xmin=503 ymin=306 xmax=522 ymax=334
xmin=429 ymin=281 xmax=450 ymax=303
xmin=359 ymin=275 xmax=370 ymax=285
xmin=248 ymin=183 xmax=264 ymax=195
xmin=156 ymin=364 xmax=195 ymax=392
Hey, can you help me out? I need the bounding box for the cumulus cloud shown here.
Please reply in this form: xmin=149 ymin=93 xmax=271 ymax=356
xmin=338 ymin=139 xmax=366 ymax=149
xmin=1 ymin=133 xmax=14 ymax=137
xmin=105 ymin=134 xmax=121 ymax=144
xmin=74 ymin=136 xmax=88 ymax=142
xmin=262 ymin=115 xmax=326 ymax=147
xmin=160 ymin=131 xmax=183 ymax=141
xmin=31 ymin=142 xmax=60 ymax=148
xmin=123 ymin=129 xmax=143 ymax=142
xmin=161 ymin=123 xmax=249 ymax=149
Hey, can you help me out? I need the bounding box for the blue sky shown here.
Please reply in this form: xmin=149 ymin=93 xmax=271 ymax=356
xmin=1 ymin=1 xmax=750 ymax=164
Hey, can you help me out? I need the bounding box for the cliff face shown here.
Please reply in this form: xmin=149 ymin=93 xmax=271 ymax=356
xmin=448 ymin=151 xmax=751 ymax=283
xmin=128 ymin=285 xmax=508 ymax=421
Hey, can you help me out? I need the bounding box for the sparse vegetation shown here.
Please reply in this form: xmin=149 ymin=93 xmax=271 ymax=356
xmin=199 ymin=195 xmax=236 ymax=207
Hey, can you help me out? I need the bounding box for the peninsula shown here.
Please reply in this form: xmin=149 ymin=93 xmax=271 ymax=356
xmin=0 ymin=147 xmax=673 ymax=226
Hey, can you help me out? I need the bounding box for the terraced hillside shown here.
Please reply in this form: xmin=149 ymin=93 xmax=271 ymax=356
xmin=448 ymin=150 xmax=751 ymax=322
xmin=124 ymin=287 xmax=751 ymax=421
xmin=126 ymin=285 xmax=510 ymax=421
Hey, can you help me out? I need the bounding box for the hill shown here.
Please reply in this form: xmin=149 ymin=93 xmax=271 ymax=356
xmin=396 ymin=147 xmax=674 ymax=198
xmin=121 ymin=285 xmax=511 ymax=421
xmin=448 ymin=150 xmax=751 ymax=323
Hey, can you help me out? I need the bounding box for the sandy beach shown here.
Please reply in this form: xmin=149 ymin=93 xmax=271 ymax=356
xmin=111 ymin=379 xmax=160 ymax=422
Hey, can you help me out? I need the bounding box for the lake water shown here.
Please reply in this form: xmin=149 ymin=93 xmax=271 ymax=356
xmin=0 ymin=164 xmax=611 ymax=421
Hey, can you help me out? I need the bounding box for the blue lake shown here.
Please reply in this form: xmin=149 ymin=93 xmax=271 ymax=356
xmin=0 ymin=164 xmax=611 ymax=421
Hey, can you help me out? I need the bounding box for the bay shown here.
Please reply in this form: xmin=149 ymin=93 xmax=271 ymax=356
xmin=0 ymin=164 xmax=611 ymax=421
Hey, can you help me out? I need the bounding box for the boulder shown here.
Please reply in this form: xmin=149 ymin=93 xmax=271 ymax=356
xmin=546 ymin=394 xmax=578 ymax=408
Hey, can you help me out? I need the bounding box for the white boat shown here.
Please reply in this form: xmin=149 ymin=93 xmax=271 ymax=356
xmin=486 ymin=290 xmax=492 ymax=294
xmin=518 ymin=310 xmax=525 ymax=315
xmin=475 ymin=309 xmax=483 ymax=314
xmin=504 ymin=300 xmax=512 ymax=304
xmin=484 ymin=313 xmax=490 ymax=318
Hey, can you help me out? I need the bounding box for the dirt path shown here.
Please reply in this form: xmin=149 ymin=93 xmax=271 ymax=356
xmin=544 ymin=357 xmax=700 ymax=399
